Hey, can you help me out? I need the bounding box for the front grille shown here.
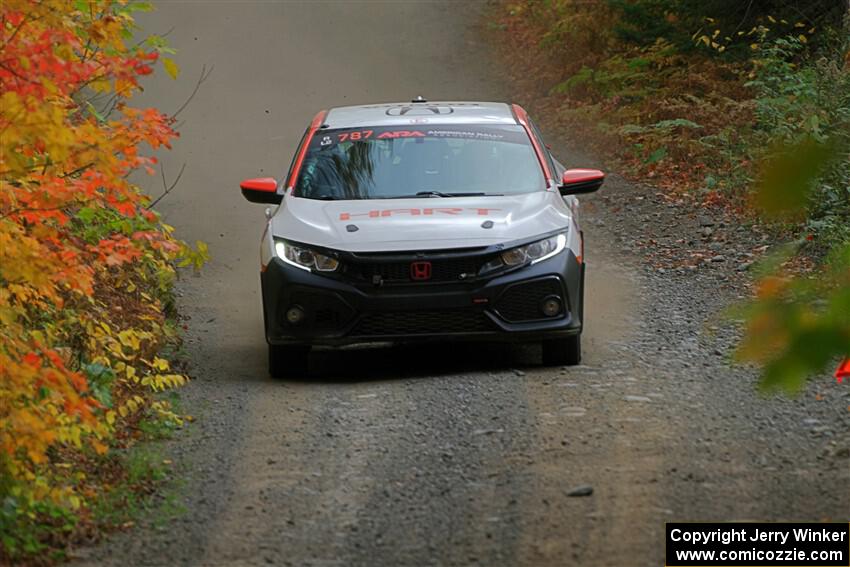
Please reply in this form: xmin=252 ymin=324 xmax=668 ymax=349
xmin=495 ymin=278 xmax=565 ymax=323
xmin=351 ymin=310 xmax=492 ymax=336
xmin=343 ymin=252 xmax=491 ymax=284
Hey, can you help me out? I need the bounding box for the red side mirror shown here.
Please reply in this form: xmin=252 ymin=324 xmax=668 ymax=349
xmin=240 ymin=177 xmax=281 ymax=204
xmin=559 ymin=169 xmax=605 ymax=196
xmin=836 ymin=357 xmax=850 ymax=382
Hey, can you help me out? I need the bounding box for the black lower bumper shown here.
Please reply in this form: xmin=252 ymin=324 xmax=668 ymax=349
xmin=260 ymin=250 xmax=584 ymax=346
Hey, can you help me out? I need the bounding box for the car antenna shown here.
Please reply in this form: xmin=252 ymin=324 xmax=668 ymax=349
xmin=411 ymin=95 xmax=427 ymax=103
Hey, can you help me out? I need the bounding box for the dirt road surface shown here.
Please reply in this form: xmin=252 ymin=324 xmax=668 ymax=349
xmin=76 ymin=2 xmax=849 ymax=566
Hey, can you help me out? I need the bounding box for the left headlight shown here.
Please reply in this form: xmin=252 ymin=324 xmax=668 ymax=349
xmin=274 ymin=239 xmax=340 ymax=272
xmin=480 ymin=233 xmax=567 ymax=273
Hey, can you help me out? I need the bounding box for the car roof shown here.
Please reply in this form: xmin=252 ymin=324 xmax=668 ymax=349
xmin=323 ymin=101 xmax=518 ymax=129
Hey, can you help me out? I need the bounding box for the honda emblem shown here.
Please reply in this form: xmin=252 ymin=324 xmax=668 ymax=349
xmin=410 ymin=261 xmax=432 ymax=281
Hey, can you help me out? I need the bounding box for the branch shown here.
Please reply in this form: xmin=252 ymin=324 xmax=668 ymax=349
xmin=0 ymin=14 xmax=30 ymax=51
xmin=61 ymin=162 xmax=96 ymax=179
xmin=0 ymin=61 xmax=40 ymax=85
xmin=731 ymin=0 xmax=756 ymax=36
xmin=146 ymin=162 xmax=186 ymax=209
xmin=172 ymin=64 xmax=213 ymax=119
xmin=0 ymin=201 xmax=92 ymax=221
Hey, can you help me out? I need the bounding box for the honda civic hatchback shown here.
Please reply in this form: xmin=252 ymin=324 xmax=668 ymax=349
xmin=240 ymin=99 xmax=604 ymax=377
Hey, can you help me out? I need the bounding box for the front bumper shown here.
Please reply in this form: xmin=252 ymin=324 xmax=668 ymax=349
xmin=260 ymin=250 xmax=584 ymax=346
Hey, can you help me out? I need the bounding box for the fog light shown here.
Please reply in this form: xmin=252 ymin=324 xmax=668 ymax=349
xmin=541 ymin=296 xmax=562 ymax=317
xmin=286 ymin=305 xmax=305 ymax=325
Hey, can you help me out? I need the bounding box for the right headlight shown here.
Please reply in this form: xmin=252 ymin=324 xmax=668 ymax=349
xmin=480 ymin=233 xmax=567 ymax=273
xmin=274 ymin=239 xmax=340 ymax=272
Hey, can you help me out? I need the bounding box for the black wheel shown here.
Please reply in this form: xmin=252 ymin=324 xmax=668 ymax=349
xmin=268 ymin=344 xmax=310 ymax=378
xmin=541 ymin=334 xmax=581 ymax=366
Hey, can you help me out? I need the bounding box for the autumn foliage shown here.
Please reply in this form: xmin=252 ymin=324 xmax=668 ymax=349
xmin=499 ymin=0 xmax=849 ymax=390
xmin=1 ymin=0 xmax=203 ymax=559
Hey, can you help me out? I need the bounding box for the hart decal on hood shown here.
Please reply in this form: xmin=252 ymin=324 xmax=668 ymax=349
xmin=338 ymin=208 xmax=502 ymax=220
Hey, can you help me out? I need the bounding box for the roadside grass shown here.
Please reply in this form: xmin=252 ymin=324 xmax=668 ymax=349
xmin=87 ymin=388 xmax=189 ymax=534
xmin=90 ymin=437 xmax=187 ymax=533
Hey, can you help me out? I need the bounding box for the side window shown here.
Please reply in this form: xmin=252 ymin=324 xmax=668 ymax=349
xmin=528 ymin=118 xmax=559 ymax=178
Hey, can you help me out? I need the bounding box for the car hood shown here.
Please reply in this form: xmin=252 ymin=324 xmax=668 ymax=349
xmin=269 ymin=191 xmax=573 ymax=252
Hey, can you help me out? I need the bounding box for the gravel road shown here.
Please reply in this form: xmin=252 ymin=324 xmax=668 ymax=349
xmin=74 ymin=2 xmax=849 ymax=566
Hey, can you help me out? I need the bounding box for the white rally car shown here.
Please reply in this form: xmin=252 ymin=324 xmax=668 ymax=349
xmin=240 ymin=100 xmax=604 ymax=377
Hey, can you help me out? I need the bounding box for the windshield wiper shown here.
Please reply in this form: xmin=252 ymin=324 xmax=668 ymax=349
xmin=386 ymin=191 xmax=502 ymax=198
xmin=415 ymin=190 xmax=453 ymax=198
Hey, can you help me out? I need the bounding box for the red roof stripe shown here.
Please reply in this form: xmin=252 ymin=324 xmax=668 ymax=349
xmin=511 ymin=103 xmax=553 ymax=182
xmin=287 ymin=110 xmax=328 ymax=190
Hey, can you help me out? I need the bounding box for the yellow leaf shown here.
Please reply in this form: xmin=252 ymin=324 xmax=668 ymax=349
xmin=92 ymin=440 xmax=108 ymax=455
xmin=798 ymin=34 xmax=807 ymax=43
xmin=115 ymin=78 xmax=135 ymax=96
xmin=118 ymin=330 xmax=140 ymax=350
xmin=163 ymin=58 xmax=179 ymax=80
xmin=106 ymin=410 xmax=116 ymax=425
xmin=91 ymin=78 xmax=111 ymax=93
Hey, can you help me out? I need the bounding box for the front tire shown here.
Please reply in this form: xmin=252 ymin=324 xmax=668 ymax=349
xmin=268 ymin=344 xmax=310 ymax=378
xmin=541 ymin=334 xmax=581 ymax=366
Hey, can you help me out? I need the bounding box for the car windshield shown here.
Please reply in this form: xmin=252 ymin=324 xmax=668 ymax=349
xmin=294 ymin=124 xmax=546 ymax=200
